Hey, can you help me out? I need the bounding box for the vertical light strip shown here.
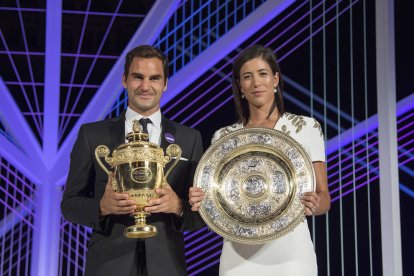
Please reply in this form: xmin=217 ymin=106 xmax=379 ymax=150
xmin=43 ymin=0 xmax=62 ymax=168
xmin=31 ymin=183 xmax=63 ymax=276
xmin=1 ymin=161 xmax=7 ymax=275
xmin=363 ymin=1 xmax=373 ymax=274
xmin=309 ymin=0 xmax=316 ymax=249
xmin=335 ymin=2 xmax=343 ymax=275
xmin=375 ymin=0 xmax=402 ymax=275
xmin=349 ymin=2 xmax=359 ymax=275
xmin=322 ymin=0 xmax=327 ymax=267
xmin=31 ymin=1 xmax=63 ymax=275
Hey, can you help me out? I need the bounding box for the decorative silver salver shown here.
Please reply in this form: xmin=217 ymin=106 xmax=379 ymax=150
xmin=194 ymin=127 xmax=315 ymax=244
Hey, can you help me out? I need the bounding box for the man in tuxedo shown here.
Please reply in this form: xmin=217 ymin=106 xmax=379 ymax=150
xmin=61 ymin=45 xmax=205 ymax=276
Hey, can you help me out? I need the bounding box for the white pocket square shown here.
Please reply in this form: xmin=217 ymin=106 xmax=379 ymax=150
xmin=171 ymin=156 xmax=188 ymax=161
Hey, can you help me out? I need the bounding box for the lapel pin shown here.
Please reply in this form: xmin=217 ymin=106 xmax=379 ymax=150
xmin=165 ymin=133 xmax=175 ymax=144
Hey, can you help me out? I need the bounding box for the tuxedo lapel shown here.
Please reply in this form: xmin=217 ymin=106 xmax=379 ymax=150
xmin=108 ymin=111 xmax=126 ymax=150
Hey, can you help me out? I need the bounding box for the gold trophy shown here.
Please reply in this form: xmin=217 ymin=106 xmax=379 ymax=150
xmin=95 ymin=120 xmax=182 ymax=238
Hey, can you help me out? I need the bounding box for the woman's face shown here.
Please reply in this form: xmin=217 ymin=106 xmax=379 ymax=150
xmin=239 ymin=57 xmax=279 ymax=110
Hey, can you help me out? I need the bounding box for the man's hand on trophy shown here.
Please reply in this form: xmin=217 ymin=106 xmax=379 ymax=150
xmin=188 ymin=187 xmax=205 ymax=211
xmin=145 ymin=183 xmax=183 ymax=216
xmin=99 ymin=176 xmax=136 ymax=216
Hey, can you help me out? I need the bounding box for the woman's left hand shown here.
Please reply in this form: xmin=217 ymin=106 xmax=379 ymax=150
xmin=301 ymin=191 xmax=321 ymax=216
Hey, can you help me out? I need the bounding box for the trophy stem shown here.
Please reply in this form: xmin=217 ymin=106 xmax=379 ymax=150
xmin=124 ymin=212 xmax=158 ymax=238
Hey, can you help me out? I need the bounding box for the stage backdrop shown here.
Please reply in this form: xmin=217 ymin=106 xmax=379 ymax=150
xmin=0 ymin=1 xmax=413 ymax=275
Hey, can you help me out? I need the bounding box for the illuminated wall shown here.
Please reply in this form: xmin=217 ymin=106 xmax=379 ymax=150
xmin=0 ymin=0 xmax=412 ymax=275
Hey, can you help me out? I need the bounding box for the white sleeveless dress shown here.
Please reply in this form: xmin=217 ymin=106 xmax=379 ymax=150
xmin=212 ymin=113 xmax=325 ymax=276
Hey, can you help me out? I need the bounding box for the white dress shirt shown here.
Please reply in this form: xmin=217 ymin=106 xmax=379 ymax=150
xmin=125 ymin=107 xmax=162 ymax=145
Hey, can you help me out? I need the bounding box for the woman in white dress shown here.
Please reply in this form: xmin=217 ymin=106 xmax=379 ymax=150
xmin=189 ymin=45 xmax=331 ymax=276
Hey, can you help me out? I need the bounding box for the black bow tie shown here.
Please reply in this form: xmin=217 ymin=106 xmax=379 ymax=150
xmin=139 ymin=118 xmax=151 ymax=134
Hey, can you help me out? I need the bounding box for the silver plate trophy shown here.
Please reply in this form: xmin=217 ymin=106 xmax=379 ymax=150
xmin=194 ymin=127 xmax=315 ymax=244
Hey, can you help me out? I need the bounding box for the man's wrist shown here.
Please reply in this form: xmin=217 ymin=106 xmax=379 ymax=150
xmin=176 ymin=200 xmax=184 ymax=217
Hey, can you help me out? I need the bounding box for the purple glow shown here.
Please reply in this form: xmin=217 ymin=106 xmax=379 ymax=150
xmin=165 ymin=0 xmax=344 ymax=117
xmin=169 ymin=70 xmax=230 ymax=121
xmin=397 ymin=109 xmax=414 ymax=125
xmin=331 ymin=174 xmax=380 ymax=202
xmin=398 ymin=124 xmax=414 ymax=141
xmin=328 ymin=153 xmax=379 ymax=190
xmin=400 ymin=152 xmax=414 ymax=166
xmin=0 ymin=50 xmax=118 ymax=59
xmin=185 ymin=229 xmax=215 ymax=248
xmin=0 ymin=7 xmax=45 ymax=12
xmin=30 ymin=0 xmax=63 ymax=275
xmin=185 ymin=231 xmax=221 ymax=256
xmin=0 ymin=50 xmax=44 ymax=55
xmin=6 ymin=81 xmax=100 ymax=89
xmin=0 ymin=198 xmax=34 ymax=230
xmin=43 ymin=0 xmax=62 ymax=167
xmin=59 ymin=0 xmax=92 ymax=135
xmin=327 ymin=132 xmax=377 ymax=168
xmin=62 ymin=10 xmax=145 ymax=18
xmin=327 ymin=94 xmax=414 ymax=156
xmin=399 ymin=139 xmax=414 ymax=153
xmin=187 ymin=249 xmax=222 ymax=270
xmin=188 ymin=259 xmax=220 ymax=276
xmin=0 ymin=135 xmax=43 ymax=184
xmin=0 ymin=32 xmax=42 ymax=136
xmin=16 ymin=0 xmax=42 ymax=130
xmin=181 ymin=83 xmax=231 ymax=124
xmin=327 ymin=138 xmax=378 ymax=182
xmin=0 ymin=161 xmax=36 ymax=194
xmin=329 ymin=157 xmax=379 ymax=195
xmin=161 ymin=0 xmax=296 ymax=107
xmin=186 ymin=235 xmax=222 ymax=261
xmin=61 ymin=53 xmax=118 ymax=59
xmin=52 ymin=1 xmax=181 ymax=186
xmin=0 ymin=174 xmax=36 ymax=211
xmin=278 ymin=0 xmax=359 ymax=62
xmin=184 ymin=226 xmax=209 ymax=241
xmin=0 ymin=6 xmax=145 ymax=18
xmin=176 ymin=0 xmax=362 ymax=133
xmin=273 ymin=0 xmax=333 ymax=55
xmin=190 ymin=95 xmax=233 ymax=128
xmin=0 ymin=79 xmax=45 ymax=174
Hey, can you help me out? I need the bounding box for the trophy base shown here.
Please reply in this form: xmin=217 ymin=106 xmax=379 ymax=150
xmin=124 ymin=225 xmax=158 ymax=238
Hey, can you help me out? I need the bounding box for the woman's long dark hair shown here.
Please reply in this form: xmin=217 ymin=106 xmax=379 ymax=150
xmin=232 ymin=45 xmax=285 ymax=125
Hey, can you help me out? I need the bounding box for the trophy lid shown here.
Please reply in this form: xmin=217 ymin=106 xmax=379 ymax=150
xmin=115 ymin=120 xmax=160 ymax=152
xmin=126 ymin=120 xmax=149 ymax=143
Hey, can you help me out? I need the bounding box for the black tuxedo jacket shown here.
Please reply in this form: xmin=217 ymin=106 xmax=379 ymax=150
xmin=61 ymin=112 xmax=205 ymax=276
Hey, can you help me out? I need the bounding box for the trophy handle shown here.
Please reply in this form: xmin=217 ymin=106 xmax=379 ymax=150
xmin=95 ymin=145 xmax=112 ymax=176
xmin=165 ymin=144 xmax=182 ymax=179
xmin=95 ymin=145 xmax=118 ymax=191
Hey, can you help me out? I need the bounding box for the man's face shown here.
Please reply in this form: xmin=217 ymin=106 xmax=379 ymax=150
xmin=123 ymin=57 xmax=167 ymax=116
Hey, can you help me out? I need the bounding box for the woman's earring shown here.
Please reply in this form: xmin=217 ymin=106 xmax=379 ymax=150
xmin=241 ymin=93 xmax=245 ymax=99
xmin=274 ymin=87 xmax=278 ymax=94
